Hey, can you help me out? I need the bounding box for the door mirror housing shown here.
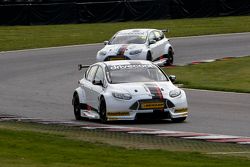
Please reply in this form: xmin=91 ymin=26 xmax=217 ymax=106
xmin=93 ymin=80 xmax=103 ymax=86
xmin=104 ymin=41 xmax=109 ymax=45
xmin=149 ymin=39 xmax=156 ymax=45
xmin=169 ymin=75 xmax=176 ymax=83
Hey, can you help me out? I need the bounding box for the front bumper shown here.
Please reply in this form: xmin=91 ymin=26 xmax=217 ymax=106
xmin=105 ymin=94 xmax=188 ymax=121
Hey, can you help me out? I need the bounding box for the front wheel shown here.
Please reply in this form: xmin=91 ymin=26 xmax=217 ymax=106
xmin=165 ymin=48 xmax=174 ymax=66
xmin=171 ymin=117 xmax=186 ymax=123
xmin=73 ymin=94 xmax=83 ymax=120
xmin=99 ymin=97 xmax=107 ymax=123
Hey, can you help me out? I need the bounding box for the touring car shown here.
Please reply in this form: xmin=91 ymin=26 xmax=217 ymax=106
xmin=96 ymin=29 xmax=174 ymax=66
xmin=72 ymin=60 xmax=188 ymax=123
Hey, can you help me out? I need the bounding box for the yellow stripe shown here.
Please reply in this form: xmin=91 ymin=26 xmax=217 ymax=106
xmin=175 ymin=108 xmax=188 ymax=113
xmin=107 ymin=112 xmax=130 ymax=116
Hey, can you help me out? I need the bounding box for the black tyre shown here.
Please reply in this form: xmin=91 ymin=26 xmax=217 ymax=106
xmin=73 ymin=94 xmax=83 ymax=120
xmin=146 ymin=52 xmax=152 ymax=61
xmin=99 ymin=97 xmax=107 ymax=123
xmin=171 ymin=117 xmax=186 ymax=123
xmin=165 ymin=48 xmax=174 ymax=66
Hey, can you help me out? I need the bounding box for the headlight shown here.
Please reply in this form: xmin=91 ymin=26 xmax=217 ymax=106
xmin=169 ymin=89 xmax=181 ymax=98
xmin=112 ymin=92 xmax=132 ymax=100
xmin=129 ymin=49 xmax=142 ymax=55
xmin=99 ymin=51 xmax=107 ymax=56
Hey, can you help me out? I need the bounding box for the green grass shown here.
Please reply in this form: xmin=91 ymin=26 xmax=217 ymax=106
xmin=163 ymin=56 xmax=250 ymax=93
xmin=0 ymin=16 xmax=250 ymax=51
xmin=0 ymin=122 xmax=250 ymax=167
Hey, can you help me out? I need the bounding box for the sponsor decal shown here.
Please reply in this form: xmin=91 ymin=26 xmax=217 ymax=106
xmin=118 ymin=31 xmax=147 ymax=36
xmin=141 ymin=102 xmax=164 ymax=109
xmin=107 ymin=112 xmax=130 ymax=116
xmin=109 ymin=57 xmax=125 ymax=61
xmin=108 ymin=64 xmax=154 ymax=71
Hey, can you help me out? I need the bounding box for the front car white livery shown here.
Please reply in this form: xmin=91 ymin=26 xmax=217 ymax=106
xmin=96 ymin=29 xmax=174 ymax=66
xmin=72 ymin=60 xmax=188 ymax=123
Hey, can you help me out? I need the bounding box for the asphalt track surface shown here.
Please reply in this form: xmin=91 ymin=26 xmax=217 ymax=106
xmin=0 ymin=33 xmax=250 ymax=136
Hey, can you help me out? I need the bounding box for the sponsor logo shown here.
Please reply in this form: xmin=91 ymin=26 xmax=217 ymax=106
xmin=107 ymin=112 xmax=130 ymax=116
xmin=141 ymin=102 xmax=164 ymax=109
xmin=109 ymin=57 xmax=125 ymax=61
xmin=108 ymin=64 xmax=154 ymax=71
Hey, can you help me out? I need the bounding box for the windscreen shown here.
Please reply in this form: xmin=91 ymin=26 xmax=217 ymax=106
xmin=110 ymin=35 xmax=146 ymax=44
xmin=107 ymin=64 xmax=168 ymax=84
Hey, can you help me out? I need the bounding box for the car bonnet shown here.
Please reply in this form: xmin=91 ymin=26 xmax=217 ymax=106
xmin=103 ymin=44 xmax=145 ymax=54
xmin=109 ymin=82 xmax=176 ymax=96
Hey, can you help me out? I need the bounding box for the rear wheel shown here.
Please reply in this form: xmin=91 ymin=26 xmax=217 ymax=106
xmin=171 ymin=117 xmax=186 ymax=123
xmin=73 ymin=94 xmax=83 ymax=120
xmin=99 ymin=97 xmax=107 ymax=123
xmin=165 ymin=48 xmax=174 ymax=66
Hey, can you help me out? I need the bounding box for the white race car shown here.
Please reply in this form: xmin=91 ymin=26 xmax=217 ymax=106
xmin=96 ymin=29 xmax=174 ymax=66
xmin=72 ymin=60 xmax=188 ymax=123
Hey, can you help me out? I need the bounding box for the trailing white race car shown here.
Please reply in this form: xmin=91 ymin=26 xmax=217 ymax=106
xmin=96 ymin=29 xmax=174 ymax=66
xmin=72 ymin=60 xmax=188 ymax=123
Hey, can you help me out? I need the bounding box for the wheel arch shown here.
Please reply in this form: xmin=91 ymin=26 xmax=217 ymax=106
xmin=146 ymin=50 xmax=152 ymax=61
xmin=163 ymin=43 xmax=174 ymax=55
xmin=73 ymin=87 xmax=86 ymax=105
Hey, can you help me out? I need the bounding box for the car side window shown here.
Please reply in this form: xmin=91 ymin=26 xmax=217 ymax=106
xmin=94 ymin=66 xmax=104 ymax=83
xmin=148 ymin=32 xmax=156 ymax=41
xmin=86 ymin=65 xmax=98 ymax=82
xmin=154 ymin=31 xmax=164 ymax=41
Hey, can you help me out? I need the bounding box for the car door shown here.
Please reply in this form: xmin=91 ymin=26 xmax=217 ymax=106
xmin=91 ymin=66 xmax=105 ymax=110
xmin=83 ymin=65 xmax=98 ymax=108
xmin=148 ymin=31 xmax=161 ymax=60
xmin=154 ymin=30 xmax=166 ymax=57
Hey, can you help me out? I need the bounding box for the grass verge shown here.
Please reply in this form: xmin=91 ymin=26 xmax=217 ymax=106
xmin=0 ymin=16 xmax=250 ymax=51
xmin=163 ymin=56 xmax=250 ymax=93
xmin=0 ymin=121 xmax=250 ymax=167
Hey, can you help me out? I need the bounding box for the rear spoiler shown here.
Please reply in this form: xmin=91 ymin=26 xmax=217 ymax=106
xmin=78 ymin=64 xmax=90 ymax=71
xmin=161 ymin=29 xmax=169 ymax=33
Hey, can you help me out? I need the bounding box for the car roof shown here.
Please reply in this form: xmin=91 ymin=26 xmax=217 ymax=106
xmin=116 ymin=29 xmax=157 ymax=36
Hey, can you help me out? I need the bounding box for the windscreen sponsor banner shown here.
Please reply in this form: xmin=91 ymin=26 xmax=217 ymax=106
xmin=108 ymin=64 xmax=155 ymax=71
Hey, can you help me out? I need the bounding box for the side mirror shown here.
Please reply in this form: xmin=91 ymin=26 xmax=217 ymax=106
xmin=93 ymin=80 xmax=103 ymax=86
xmin=169 ymin=75 xmax=176 ymax=83
xmin=104 ymin=41 xmax=109 ymax=45
xmin=149 ymin=39 xmax=156 ymax=45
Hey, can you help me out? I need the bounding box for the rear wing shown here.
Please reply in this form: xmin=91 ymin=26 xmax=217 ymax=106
xmin=78 ymin=64 xmax=90 ymax=71
xmin=161 ymin=29 xmax=169 ymax=33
